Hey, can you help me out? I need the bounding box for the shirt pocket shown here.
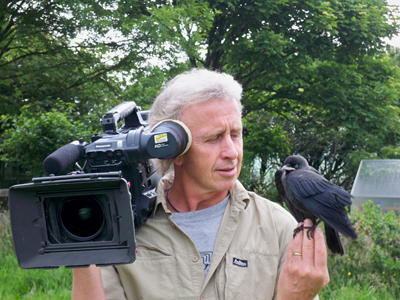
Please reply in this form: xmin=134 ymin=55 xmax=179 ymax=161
xmin=118 ymin=245 xmax=178 ymax=300
xmin=223 ymin=252 xmax=279 ymax=300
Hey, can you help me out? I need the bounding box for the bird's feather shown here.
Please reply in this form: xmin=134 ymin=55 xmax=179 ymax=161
xmin=275 ymin=155 xmax=357 ymax=255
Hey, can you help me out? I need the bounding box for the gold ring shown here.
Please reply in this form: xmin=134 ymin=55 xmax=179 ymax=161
xmin=293 ymin=252 xmax=302 ymax=256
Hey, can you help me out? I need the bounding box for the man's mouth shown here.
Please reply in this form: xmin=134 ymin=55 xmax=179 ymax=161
xmin=217 ymin=166 xmax=237 ymax=176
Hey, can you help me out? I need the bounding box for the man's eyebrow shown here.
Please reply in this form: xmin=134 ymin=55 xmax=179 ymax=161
xmin=201 ymin=129 xmax=224 ymax=140
xmin=231 ymin=125 xmax=243 ymax=132
xmin=230 ymin=122 xmax=243 ymax=132
xmin=202 ymin=125 xmax=242 ymax=139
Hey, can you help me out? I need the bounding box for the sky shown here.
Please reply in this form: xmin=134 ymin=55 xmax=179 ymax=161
xmin=385 ymin=0 xmax=400 ymax=48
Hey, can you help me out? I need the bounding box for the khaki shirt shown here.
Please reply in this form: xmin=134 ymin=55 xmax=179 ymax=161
xmin=101 ymin=174 xmax=307 ymax=300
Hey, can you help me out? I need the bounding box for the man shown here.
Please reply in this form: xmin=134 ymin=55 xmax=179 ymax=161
xmin=72 ymin=69 xmax=329 ymax=300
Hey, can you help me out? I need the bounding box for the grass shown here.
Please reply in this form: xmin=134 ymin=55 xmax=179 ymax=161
xmin=1 ymin=201 xmax=399 ymax=299
xmin=321 ymin=280 xmax=396 ymax=299
xmin=0 ymin=214 xmax=72 ymax=300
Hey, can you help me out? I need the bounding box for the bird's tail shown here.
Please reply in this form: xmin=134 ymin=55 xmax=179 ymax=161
xmin=325 ymin=224 xmax=344 ymax=255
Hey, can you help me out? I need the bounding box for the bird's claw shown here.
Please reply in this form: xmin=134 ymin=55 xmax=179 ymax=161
xmin=306 ymin=227 xmax=314 ymax=240
xmin=293 ymin=225 xmax=313 ymax=239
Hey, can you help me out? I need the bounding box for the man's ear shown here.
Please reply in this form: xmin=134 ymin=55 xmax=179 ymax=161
xmin=172 ymin=155 xmax=183 ymax=166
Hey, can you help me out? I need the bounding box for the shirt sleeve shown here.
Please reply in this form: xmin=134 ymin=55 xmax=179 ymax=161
xmin=101 ymin=266 xmax=128 ymax=300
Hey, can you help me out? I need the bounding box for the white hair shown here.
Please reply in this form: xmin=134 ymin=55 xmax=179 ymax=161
xmin=148 ymin=68 xmax=243 ymax=174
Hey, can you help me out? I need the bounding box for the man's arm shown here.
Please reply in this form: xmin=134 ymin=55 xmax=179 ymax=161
xmin=72 ymin=265 xmax=106 ymax=300
xmin=276 ymin=219 xmax=330 ymax=300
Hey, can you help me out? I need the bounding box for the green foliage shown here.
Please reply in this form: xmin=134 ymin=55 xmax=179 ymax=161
xmin=0 ymin=1 xmax=193 ymax=176
xmin=320 ymin=201 xmax=400 ymax=299
xmin=240 ymin=109 xmax=290 ymax=196
xmin=239 ymin=159 xmax=282 ymax=203
xmin=1 ymin=0 xmax=400 ymax=186
xmin=0 ymin=214 xmax=72 ymax=299
xmin=148 ymin=0 xmax=214 ymax=66
xmin=243 ymin=110 xmax=291 ymax=165
xmin=119 ymin=65 xmax=189 ymax=110
xmin=0 ymin=0 xmax=170 ymax=116
xmin=0 ymin=101 xmax=98 ymax=177
xmin=160 ymin=0 xmax=400 ymax=188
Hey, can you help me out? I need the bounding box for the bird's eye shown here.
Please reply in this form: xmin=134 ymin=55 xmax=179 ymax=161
xmin=295 ymin=164 xmax=299 ymax=168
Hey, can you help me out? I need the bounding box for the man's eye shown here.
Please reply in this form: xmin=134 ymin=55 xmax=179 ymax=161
xmin=231 ymin=133 xmax=242 ymax=140
xmin=208 ymin=135 xmax=220 ymax=142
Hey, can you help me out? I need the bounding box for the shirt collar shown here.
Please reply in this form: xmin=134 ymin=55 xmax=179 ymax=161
xmin=151 ymin=172 xmax=250 ymax=218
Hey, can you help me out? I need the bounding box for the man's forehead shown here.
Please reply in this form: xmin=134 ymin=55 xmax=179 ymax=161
xmin=181 ymin=105 xmax=241 ymax=127
xmin=183 ymin=97 xmax=239 ymax=114
xmin=182 ymin=97 xmax=240 ymax=111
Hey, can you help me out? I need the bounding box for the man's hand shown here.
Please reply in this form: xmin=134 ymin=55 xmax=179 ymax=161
xmin=277 ymin=219 xmax=330 ymax=300
xmin=72 ymin=265 xmax=106 ymax=300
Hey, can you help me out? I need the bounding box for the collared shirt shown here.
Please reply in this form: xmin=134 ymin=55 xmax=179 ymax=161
xmin=101 ymin=173 xmax=314 ymax=300
xmin=172 ymin=194 xmax=229 ymax=276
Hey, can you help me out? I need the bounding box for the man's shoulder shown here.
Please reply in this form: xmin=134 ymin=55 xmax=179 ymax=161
xmin=228 ymin=181 xmax=297 ymax=256
xmin=232 ymin=180 xmax=296 ymax=225
xmin=251 ymin=192 xmax=295 ymax=221
xmin=231 ymin=180 xmax=288 ymax=212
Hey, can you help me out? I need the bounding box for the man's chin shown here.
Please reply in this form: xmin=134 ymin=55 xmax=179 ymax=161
xmin=217 ymin=178 xmax=237 ymax=192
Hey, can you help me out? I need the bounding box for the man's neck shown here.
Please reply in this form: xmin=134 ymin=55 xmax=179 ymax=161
xmin=166 ymin=184 xmax=229 ymax=212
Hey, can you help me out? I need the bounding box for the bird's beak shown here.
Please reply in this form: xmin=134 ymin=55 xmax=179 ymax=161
xmin=282 ymin=165 xmax=295 ymax=171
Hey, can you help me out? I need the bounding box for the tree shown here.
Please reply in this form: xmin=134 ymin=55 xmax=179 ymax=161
xmin=151 ymin=0 xmax=400 ymax=192
xmin=0 ymin=0 xmax=172 ymax=176
xmin=2 ymin=0 xmax=400 ymax=187
xmin=0 ymin=0 xmax=168 ymax=115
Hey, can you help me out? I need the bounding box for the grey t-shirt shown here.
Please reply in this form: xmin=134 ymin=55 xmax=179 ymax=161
xmin=172 ymin=195 xmax=229 ymax=276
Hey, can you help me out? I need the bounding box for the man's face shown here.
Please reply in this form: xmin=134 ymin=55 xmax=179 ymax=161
xmin=174 ymin=98 xmax=243 ymax=194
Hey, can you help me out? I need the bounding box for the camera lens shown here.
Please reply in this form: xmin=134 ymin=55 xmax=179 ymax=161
xmin=60 ymin=196 xmax=105 ymax=241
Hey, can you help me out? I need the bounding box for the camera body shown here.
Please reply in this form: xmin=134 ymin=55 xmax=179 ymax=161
xmin=8 ymin=102 xmax=191 ymax=269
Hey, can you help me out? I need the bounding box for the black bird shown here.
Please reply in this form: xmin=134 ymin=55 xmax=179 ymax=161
xmin=275 ymin=155 xmax=357 ymax=255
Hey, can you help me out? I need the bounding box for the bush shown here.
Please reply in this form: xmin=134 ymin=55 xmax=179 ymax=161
xmin=0 ymin=100 xmax=98 ymax=177
xmin=320 ymin=200 xmax=400 ymax=299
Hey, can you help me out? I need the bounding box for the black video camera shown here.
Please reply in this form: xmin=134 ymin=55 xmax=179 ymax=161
xmin=8 ymin=102 xmax=191 ymax=269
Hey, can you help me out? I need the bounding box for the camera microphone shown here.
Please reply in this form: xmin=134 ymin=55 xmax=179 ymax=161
xmin=43 ymin=141 xmax=85 ymax=175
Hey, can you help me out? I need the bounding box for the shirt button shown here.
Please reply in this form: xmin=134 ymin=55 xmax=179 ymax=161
xmin=200 ymin=295 xmax=206 ymax=300
xmin=192 ymin=256 xmax=199 ymax=262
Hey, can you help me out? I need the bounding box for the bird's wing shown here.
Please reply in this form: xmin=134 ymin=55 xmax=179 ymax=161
xmin=287 ymin=170 xmax=357 ymax=238
xmin=287 ymin=170 xmax=353 ymax=208
xmin=275 ymin=169 xmax=310 ymax=222
xmin=274 ymin=169 xmax=286 ymax=198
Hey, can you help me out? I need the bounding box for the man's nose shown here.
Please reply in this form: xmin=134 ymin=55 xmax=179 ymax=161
xmin=221 ymin=135 xmax=239 ymax=159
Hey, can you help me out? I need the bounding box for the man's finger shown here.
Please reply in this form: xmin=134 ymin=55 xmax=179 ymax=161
xmin=313 ymin=226 xmax=328 ymax=270
xmin=291 ymin=222 xmax=304 ymax=262
xmin=302 ymin=219 xmax=315 ymax=263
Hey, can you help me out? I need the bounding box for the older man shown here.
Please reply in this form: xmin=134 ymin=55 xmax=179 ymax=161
xmin=72 ymin=69 xmax=329 ymax=300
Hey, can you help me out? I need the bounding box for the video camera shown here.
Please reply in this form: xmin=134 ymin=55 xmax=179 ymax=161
xmin=8 ymin=102 xmax=191 ymax=269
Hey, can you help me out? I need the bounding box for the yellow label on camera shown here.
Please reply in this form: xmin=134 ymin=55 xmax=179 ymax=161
xmin=155 ymin=133 xmax=168 ymax=143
